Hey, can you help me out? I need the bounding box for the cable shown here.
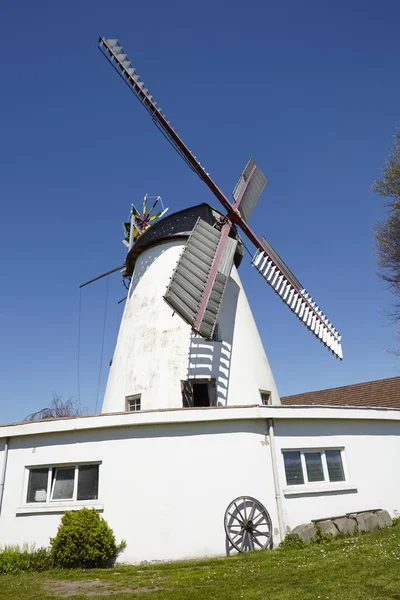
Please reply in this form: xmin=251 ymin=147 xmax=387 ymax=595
xmin=77 ymin=288 xmax=82 ymax=414
xmin=239 ymin=234 xmax=255 ymax=260
xmin=95 ymin=277 xmax=109 ymax=414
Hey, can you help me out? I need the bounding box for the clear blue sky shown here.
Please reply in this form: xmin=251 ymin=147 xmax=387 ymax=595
xmin=1 ymin=0 xmax=399 ymax=423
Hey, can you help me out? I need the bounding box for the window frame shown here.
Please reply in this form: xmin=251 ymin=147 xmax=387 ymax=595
xmin=181 ymin=378 xmax=217 ymax=408
xmin=24 ymin=462 xmax=101 ymax=507
xmin=259 ymin=390 xmax=271 ymax=405
xmin=126 ymin=394 xmax=141 ymax=412
xmin=281 ymin=448 xmax=348 ymax=491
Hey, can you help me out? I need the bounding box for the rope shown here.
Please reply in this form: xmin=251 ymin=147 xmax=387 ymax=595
xmin=95 ymin=277 xmax=109 ymax=413
xmin=77 ymin=288 xmax=82 ymax=414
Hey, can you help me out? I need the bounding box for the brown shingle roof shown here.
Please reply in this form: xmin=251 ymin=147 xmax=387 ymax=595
xmin=280 ymin=376 xmax=400 ymax=409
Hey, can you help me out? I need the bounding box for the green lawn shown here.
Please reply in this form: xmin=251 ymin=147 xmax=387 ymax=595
xmin=2 ymin=524 xmax=400 ymax=599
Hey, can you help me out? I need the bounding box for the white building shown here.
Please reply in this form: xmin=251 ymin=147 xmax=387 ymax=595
xmin=0 ymin=204 xmax=399 ymax=563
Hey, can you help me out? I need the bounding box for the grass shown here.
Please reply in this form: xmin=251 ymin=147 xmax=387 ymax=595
xmin=1 ymin=523 xmax=400 ymax=599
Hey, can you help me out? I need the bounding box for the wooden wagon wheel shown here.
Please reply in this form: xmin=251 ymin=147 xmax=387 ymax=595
xmin=224 ymin=496 xmax=273 ymax=552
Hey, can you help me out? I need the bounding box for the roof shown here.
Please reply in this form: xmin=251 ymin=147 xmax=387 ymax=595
xmin=1 ymin=405 xmax=400 ymax=440
xmin=281 ymin=376 xmax=400 ymax=409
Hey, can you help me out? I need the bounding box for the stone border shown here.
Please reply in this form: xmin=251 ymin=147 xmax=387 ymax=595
xmin=287 ymin=509 xmax=393 ymax=542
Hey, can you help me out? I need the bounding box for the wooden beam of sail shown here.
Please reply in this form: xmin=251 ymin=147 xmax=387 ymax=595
xmin=252 ymin=240 xmax=342 ymax=359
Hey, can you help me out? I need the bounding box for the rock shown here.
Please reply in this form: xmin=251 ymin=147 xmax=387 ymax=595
xmin=375 ymin=510 xmax=392 ymax=529
xmin=289 ymin=523 xmax=317 ymax=543
xmin=352 ymin=513 xmax=371 ymax=533
xmin=332 ymin=517 xmax=356 ymax=535
xmin=314 ymin=520 xmax=338 ymax=537
xmin=361 ymin=512 xmax=380 ymax=532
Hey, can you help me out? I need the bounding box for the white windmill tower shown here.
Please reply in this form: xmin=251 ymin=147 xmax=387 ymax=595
xmin=96 ymin=38 xmax=343 ymax=416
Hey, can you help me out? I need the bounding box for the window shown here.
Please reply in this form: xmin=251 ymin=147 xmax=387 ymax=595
xmin=181 ymin=380 xmax=216 ymax=407
xmin=126 ymin=394 xmax=141 ymax=412
xmin=26 ymin=464 xmax=99 ymax=504
xmin=282 ymin=449 xmax=345 ymax=487
xmin=260 ymin=391 xmax=271 ymax=405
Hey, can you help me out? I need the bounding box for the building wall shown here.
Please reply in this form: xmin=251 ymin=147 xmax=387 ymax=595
xmin=0 ymin=418 xmax=278 ymax=563
xmin=1 ymin=408 xmax=399 ymax=564
xmin=274 ymin=418 xmax=400 ymax=531
xmin=102 ymin=240 xmax=279 ymax=413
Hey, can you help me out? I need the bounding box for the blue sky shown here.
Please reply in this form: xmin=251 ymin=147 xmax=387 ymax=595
xmin=1 ymin=0 xmax=400 ymax=423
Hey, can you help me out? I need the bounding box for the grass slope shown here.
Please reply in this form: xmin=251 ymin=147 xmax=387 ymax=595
xmin=1 ymin=523 xmax=400 ymax=599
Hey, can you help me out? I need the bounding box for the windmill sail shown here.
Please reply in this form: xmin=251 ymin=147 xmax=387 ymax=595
xmin=232 ymin=157 xmax=267 ymax=222
xmin=252 ymin=237 xmax=342 ymax=359
xmin=164 ymin=219 xmax=236 ymax=339
xmin=99 ymin=36 xmax=343 ymax=360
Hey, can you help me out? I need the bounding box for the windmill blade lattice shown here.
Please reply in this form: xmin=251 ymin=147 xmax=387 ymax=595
xmin=164 ymin=218 xmax=237 ymax=339
xmin=252 ymin=238 xmax=342 ymax=359
xmin=232 ymin=157 xmax=267 ymax=222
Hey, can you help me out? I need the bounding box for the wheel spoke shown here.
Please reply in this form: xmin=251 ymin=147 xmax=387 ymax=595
xmin=252 ymin=529 xmax=270 ymax=538
xmin=250 ymin=533 xmax=265 ymax=548
xmin=233 ymin=502 xmax=245 ymax=523
xmin=231 ymin=530 xmax=244 ymax=541
xmin=228 ymin=511 xmax=244 ymax=525
xmin=253 ymin=513 xmax=268 ymax=527
xmin=242 ymin=531 xmax=249 ymax=552
xmin=248 ymin=532 xmax=254 ymax=551
xmin=249 ymin=501 xmax=257 ymax=522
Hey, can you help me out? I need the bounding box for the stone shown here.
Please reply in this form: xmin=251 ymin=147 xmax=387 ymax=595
xmin=289 ymin=523 xmax=317 ymax=543
xmin=360 ymin=512 xmax=380 ymax=532
xmin=352 ymin=513 xmax=371 ymax=533
xmin=314 ymin=520 xmax=338 ymax=537
xmin=332 ymin=517 xmax=357 ymax=535
xmin=375 ymin=510 xmax=392 ymax=529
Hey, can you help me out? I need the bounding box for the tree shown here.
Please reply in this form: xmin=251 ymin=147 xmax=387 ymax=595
xmin=373 ymin=130 xmax=400 ymax=321
xmin=24 ymin=394 xmax=86 ymax=421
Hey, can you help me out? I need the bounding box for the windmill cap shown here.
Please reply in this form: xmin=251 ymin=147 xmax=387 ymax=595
xmin=125 ymin=203 xmax=243 ymax=277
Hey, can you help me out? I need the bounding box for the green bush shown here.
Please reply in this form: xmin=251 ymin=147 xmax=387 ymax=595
xmin=279 ymin=534 xmax=306 ymax=550
xmin=279 ymin=527 xmax=333 ymax=550
xmin=311 ymin=527 xmax=333 ymax=545
xmin=50 ymin=508 xmax=126 ymax=569
xmin=0 ymin=545 xmax=52 ymax=574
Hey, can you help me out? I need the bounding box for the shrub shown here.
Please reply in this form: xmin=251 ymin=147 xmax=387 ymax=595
xmin=311 ymin=527 xmax=333 ymax=545
xmin=279 ymin=534 xmax=306 ymax=550
xmin=0 ymin=545 xmax=52 ymax=574
xmin=50 ymin=508 xmax=126 ymax=569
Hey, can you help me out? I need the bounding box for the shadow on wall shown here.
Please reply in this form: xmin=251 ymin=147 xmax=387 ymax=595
xmin=187 ymin=278 xmax=240 ymax=406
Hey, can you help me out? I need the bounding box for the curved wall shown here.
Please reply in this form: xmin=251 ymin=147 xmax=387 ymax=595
xmin=102 ymin=239 xmax=280 ymax=413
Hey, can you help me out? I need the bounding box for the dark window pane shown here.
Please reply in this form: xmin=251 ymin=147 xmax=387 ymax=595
xmin=77 ymin=465 xmax=99 ymax=500
xmin=326 ymin=450 xmax=345 ymax=482
xmin=27 ymin=468 xmax=49 ymax=503
xmin=283 ymin=451 xmax=304 ymax=485
xmin=52 ymin=468 xmax=75 ymax=500
xmin=304 ymin=452 xmax=324 ymax=482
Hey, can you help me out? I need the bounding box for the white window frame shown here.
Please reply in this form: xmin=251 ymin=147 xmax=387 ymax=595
xmin=281 ymin=448 xmax=355 ymax=496
xmin=259 ymin=390 xmax=271 ymax=405
xmin=23 ymin=462 xmax=101 ymax=507
xmin=51 ymin=466 xmax=78 ymax=501
xmin=126 ymin=394 xmax=141 ymax=412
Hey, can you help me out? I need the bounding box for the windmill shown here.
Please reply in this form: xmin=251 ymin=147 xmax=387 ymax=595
xmin=98 ymin=37 xmax=342 ymax=361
